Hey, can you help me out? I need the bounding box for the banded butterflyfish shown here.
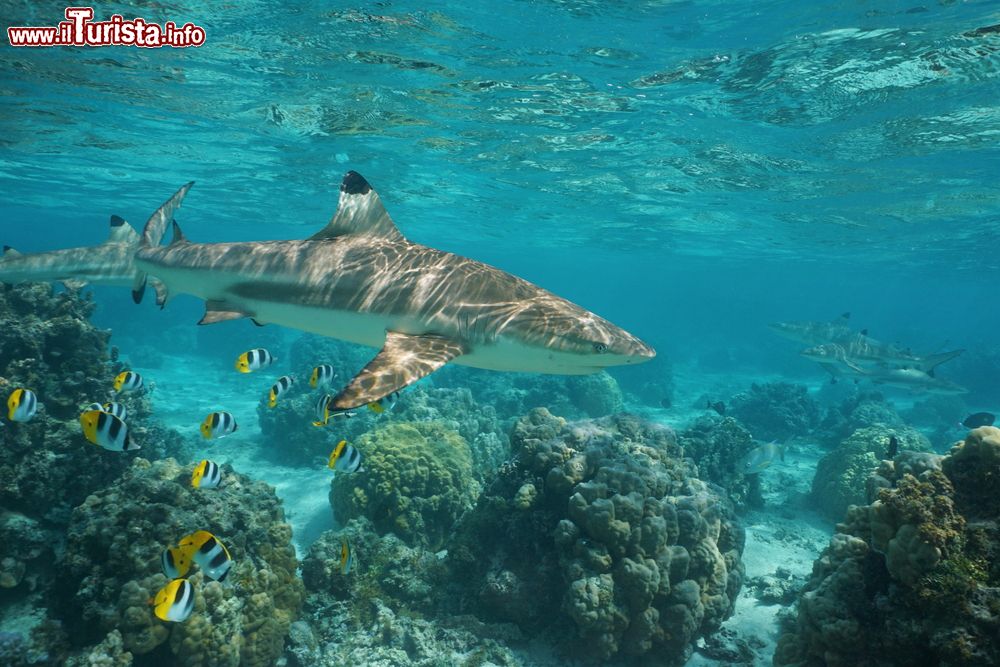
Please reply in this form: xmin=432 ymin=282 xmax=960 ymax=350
xmin=200 ymin=411 xmax=238 ymax=439
xmin=7 ymin=388 xmax=39 ymax=422
xmin=79 ymin=410 xmax=139 ymax=451
xmin=235 ymin=348 xmax=273 ymax=374
xmin=191 ymin=459 xmax=221 ymax=489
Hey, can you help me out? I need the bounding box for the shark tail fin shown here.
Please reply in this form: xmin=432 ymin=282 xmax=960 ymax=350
xmin=309 ymin=171 xmax=404 ymax=242
xmin=133 ymin=182 xmax=194 ymax=304
xmin=919 ymin=349 xmax=964 ymax=373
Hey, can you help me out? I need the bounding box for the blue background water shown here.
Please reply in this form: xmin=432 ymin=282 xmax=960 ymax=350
xmin=2 ymin=0 xmax=998 ymax=405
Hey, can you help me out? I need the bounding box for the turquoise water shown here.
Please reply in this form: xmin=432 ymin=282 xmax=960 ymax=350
xmin=2 ymin=1 xmax=1000 ymax=665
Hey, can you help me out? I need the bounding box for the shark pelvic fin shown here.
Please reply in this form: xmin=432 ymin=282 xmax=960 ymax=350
xmin=310 ymin=171 xmax=404 ymax=242
xmin=2 ymin=246 xmax=21 ymax=257
xmin=170 ymin=219 xmax=188 ymax=246
xmin=106 ymin=215 xmax=140 ymax=245
xmin=150 ymin=278 xmax=169 ymax=309
xmin=331 ymin=331 xmax=466 ymax=409
xmin=198 ymin=301 xmax=252 ymax=325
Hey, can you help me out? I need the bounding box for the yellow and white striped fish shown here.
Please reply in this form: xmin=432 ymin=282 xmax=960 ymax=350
xmin=152 ymin=578 xmax=194 ymax=622
xmin=86 ymin=401 xmax=128 ymax=421
xmin=234 ymin=348 xmax=274 ymax=374
xmin=7 ymin=388 xmax=39 ymax=422
xmin=327 ymin=439 xmax=364 ymax=474
xmin=309 ymin=364 xmax=336 ymax=388
xmin=267 ymin=375 xmax=294 ymax=408
xmin=367 ymin=391 xmax=400 ymax=414
xmin=313 ymin=395 xmax=355 ymax=427
xmin=200 ymin=411 xmax=238 ymax=439
xmin=161 ymin=546 xmax=193 ymax=579
xmin=178 ymin=530 xmax=233 ymax=582
xmin=113 ymin=371 xmax=143 ymax=393
xmin=191 ymin=460 xmax=221 ymax=489
xmin=79 ymin=410 xmax=139 ymax=451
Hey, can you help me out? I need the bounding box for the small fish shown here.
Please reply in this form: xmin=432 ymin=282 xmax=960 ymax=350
xmin=267 ymin=375 xmax=294 ymax=408
xmin=367 ymin=391 xmax=399 ymax=414
xmin=200 ymin=411 xmax=238 ymax=440
xmin=152 ymin=578 xmax=194 ymax=623
xmin=340 ymin=538 xmax=354 ymax=575
xmin=313 ymin=395 xmax=355 ymax=427
xmin=191 ymin=460 xmax=221 ymax=489
xmin=178 ymin=530 xmax=233 ymax=582
xmin=887 ymin=435 xmax=899 ymax=458
xmin=961 ymin=412 xmax=996 ymax=429
xmin=7 ymin=388 xmax=39 ymax=422
xmin=327 ymin=439 xmax=364 ymax=474
xmin=309 ymin=364 xmax=336 ymax=388
xmin=80 ymin=410 xmax=139 ymax=451
xmin=235 ymin=348 xmax=274 ymax=374
xmin=742 ymin=441 xmax=784 ymax=475
xmin=161 ymin=546 xmax=193 ymax=579
xmin=113 ymin=371 xmax=143 ymax=393
xmin=706 ymin=400 xmax=725 ymax=416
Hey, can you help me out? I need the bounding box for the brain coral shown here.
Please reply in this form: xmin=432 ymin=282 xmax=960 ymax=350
xmin=55 ymin=458 xmax=303 ymax=666
xmin=811 ymin=424 xmax=931 ymax=521
xmin=448 ymin=409 xmax=745 ymax=664
xmin=328 ymin=421 xmax=477 ymax=550
xmin=776 ymin=427 xmax=1000 ymax=667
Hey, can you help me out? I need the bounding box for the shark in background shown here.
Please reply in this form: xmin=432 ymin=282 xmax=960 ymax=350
xmin=0 ymin=184 xmax=192 ymax=292
xmin=770 ymin=313 xmax=966 ymax=393
xmin=130 ymin=171 xmax=655 ymax=409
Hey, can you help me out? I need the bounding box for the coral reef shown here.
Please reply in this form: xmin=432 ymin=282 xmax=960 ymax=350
xmin=817 ymin=390 xmax=903 ymax=447
xmin=775 ymin=427 xmax=1000 ymax=666
xmin=54 ymin=457 xmax=303 ymax=666
xmin=448 ymin=409 xmax=745 ymax=664
xmin=811 ymin=425 xmax=931 ymax=521
xmin=677 ymin=416 xmax=762 ymax=512
xmin=297 ymin=519 xmax=527 ymax=666
xmin=329 ymin=421 xmax=478 ymax=550
xmin=729 ymin=382 xmax=820 ymax=441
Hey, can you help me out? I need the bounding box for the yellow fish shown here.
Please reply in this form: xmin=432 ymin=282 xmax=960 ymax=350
xmin=152 ymin=578 xmax=194 ymax=622
xmin=191 ymin=460 xmax=221 ymax=489
xmin=235 ymin=348 xmax=273 ymax=373
xmin=200 ymin=411 xmax=238 ymax=439
xmin=161 ymin=546 xmax=192 ymax=579
xmin=178 ymin=530 xmax=233 ymax=582
xmin=7 ymin=388 xmax=38 ymax=422
xmin=367 ymin=391 xmax=399 ymax=414
xmin=113 ymin=371 xmax=143 ymax=392
xmin=268 ymin=375 xmax=294 ymax=408
xmin=340 ymin=538 xmax=354 ymax=575
xmin=80 ymin=410 xmax=140 ymax=451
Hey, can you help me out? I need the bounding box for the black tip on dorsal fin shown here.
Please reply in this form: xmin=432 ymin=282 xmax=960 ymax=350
xmin=861 ymin=328 xmax=868 ymax=336
xmin=341 ymin=171 xmax=372 ymax=195
xmin=110 ymin=215 xmax=125 ymax=227
xmin=2 ymin=244 xmax=10 ymax=252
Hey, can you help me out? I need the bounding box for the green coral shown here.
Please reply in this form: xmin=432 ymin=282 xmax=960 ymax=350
xmin=329 ymin=421 xmax=477 ymax=549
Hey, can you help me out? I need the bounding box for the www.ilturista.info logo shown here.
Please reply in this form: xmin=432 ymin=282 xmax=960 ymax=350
xmin=7 ymin=7 xmax=206 ymax=48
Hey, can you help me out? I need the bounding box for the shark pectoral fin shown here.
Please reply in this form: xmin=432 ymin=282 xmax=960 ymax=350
xmin=2 ymin=246 xmax=21 ymax=257
xmin=106 ymin=215 xmax=139 ymax=244
xmin=331 ymin=332 xmax=466 ymax=409
xmin=150 ymin=278 xmax=169 ymax=309
xmin=198 ymin=301 xmax=252 ymax=325
xmin=309 ymin=171 xmax=404 ymax=242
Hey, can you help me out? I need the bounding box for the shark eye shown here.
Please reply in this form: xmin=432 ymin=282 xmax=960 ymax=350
xmin=593 ymin=343 xmax=608 ymax=353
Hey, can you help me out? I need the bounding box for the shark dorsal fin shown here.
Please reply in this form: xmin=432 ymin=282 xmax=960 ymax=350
xmin=2 ymin=245 xmax=21 ymax=257
xmin=310 ymin=171 xmax=404 ymax=242
xmin=106 ymin=215 xmax=140 ymax=244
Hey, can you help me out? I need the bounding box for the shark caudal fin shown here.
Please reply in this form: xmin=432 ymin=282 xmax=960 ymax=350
xmin=309 ymin=171 xmax=404 ymax=242
xmin=133 ymin=182 xmax=194 ymax=303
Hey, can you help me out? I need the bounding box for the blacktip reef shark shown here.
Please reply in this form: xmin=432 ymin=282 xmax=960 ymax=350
xmin=0 ymin=184 xmax=192 ymax=291
xmin=800 ymin=338 xmax=964 ymax=374
xmin=768 ymin=312 xmax=860 ymax=346
xmin=133 ymin=171 xmax=655 ymax=409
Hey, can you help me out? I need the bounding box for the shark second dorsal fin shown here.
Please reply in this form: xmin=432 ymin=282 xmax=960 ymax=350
xmin=330 ymin=331 xmax=465 ymax=409
xmin=106 ymin=215 xmax=140 ymax=245
xmin=170 ymin=219 xmax=188 ymax=246
xmin=310 ymin=171 xmax=404 ymax=242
